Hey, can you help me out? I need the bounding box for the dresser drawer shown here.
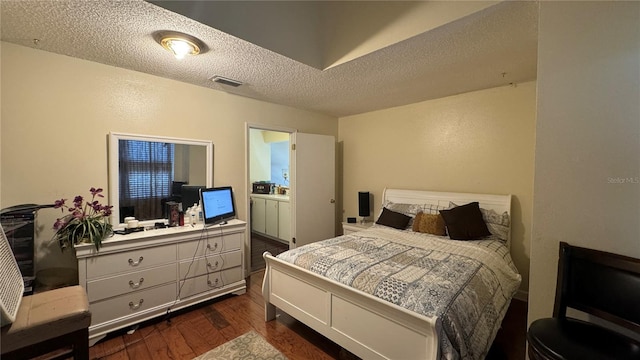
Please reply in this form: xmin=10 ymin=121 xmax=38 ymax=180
xmin=178 ymin=250 xmax=242 ymax=279
xmin=86 ymin=244 xmax=176 ymax=279
xmin=87 ymin=264 xmax=176 ymax=302
xmin=179 ymin=267 xmax=243 ymax=298
xmin=89 ymin=282 xmax=176 ymax=325
xmin=178 ymin=233 xmax=242 ymax=259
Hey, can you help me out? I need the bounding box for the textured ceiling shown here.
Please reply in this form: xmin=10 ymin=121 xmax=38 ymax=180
xmin=0 ymin=1 xmax=538 ymax=117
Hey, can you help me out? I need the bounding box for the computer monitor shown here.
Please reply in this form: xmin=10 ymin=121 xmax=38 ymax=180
xmin=200 ymin=187 xmax=236 ymax=226
xmin=171 ymin=181 xmax=188 ymax=196
xmin=181 ymin=185 xmax=205 ymax=209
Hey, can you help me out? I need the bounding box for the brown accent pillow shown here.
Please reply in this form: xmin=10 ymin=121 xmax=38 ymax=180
xmin=376 ymin=207 xmax=411 ymax=230
xmin=439 ymin=202 xmax=491 ymax=240
xmin=412 ymin=211 xmax=447 ymax=236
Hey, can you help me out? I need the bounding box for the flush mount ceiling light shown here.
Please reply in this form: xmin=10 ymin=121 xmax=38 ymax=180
xmin=154 ymin=31 xmax=207 ymax=60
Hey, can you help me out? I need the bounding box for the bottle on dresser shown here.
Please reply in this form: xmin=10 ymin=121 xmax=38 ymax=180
xmin=197 ymin=202 xmax=203 ymax=223
xmin=189 ymin=204 xmax=197 ymax=225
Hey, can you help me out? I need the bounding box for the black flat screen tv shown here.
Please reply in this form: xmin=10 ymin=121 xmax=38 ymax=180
xmin=200 ymin=186 xmax=236 ymax=226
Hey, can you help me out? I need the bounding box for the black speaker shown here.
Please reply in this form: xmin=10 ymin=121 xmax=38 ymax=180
xmin=358 ymin=191 xmax=370 ymax=218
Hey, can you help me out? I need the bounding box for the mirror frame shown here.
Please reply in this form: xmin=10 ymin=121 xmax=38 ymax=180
xmin=108 ymin=131 xmax=213 ymax=228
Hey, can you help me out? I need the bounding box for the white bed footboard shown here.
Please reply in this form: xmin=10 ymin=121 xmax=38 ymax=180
xmin=262 ymin=252 xmax=439 ymax=360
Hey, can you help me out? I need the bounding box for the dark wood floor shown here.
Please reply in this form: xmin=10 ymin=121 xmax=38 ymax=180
xmin=487 ymin=296 xmax=528 ymax=360
xmin=250 ymin=232 xmax=289 ymax=272
xmin=81 ymin=271 xmax=527 ymax=360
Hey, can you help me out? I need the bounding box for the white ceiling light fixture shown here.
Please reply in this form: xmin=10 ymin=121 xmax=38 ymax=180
xmin=155 ymin=31 xmax=206 ymax=60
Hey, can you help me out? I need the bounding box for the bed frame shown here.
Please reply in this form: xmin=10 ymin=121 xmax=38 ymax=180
xmin=262 ymin=188 xmax=512 ymax=360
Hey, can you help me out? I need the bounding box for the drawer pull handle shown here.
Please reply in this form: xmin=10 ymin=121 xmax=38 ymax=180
xmin=207 ymin=261 xmax=219 ymax=270
xmin=207 ymin=243 xmax=218 ymax=251
xmin=128 ymin=256 xmax=144 ymax=266
xmin=129 ymin=278 xmax=144 ymax=288
xmin=207 ymin=278 xmax=220 ymax=287
xmin=129 ymin=299 xmax=144 ymax=310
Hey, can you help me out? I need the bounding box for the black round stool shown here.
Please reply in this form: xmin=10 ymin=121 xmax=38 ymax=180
xmin=527 ymin=317 xmax=640 ymax=360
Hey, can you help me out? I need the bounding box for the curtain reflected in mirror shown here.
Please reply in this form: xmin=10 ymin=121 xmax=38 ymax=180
xmin=118 ymin=140 xmax=174 ymax=221
xmin=109 ymin=132 xmax=213 ymax=226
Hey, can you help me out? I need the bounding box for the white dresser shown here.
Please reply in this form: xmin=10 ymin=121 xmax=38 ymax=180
xmin=75 ymin=219 xmax=246 ymax=345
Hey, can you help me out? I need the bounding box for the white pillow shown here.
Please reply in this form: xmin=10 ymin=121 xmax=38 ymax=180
xmin=421 ymin=203 xmax=447 ymax=215
xmin=377 ymin=201 xmax=422 ymax=229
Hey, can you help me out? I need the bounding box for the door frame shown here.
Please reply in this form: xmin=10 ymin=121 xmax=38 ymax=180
xmin=244 ymin=123 xmax=296 ymax=276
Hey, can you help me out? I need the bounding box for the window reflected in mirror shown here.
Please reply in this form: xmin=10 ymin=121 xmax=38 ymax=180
xmin=118 ymin=140 xmax=175 ymax=221
xmin=109 ymin=133 xmax=212 ymax=226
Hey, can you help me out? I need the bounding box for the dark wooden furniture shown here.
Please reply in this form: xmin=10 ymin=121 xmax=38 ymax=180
xmin=527 ymin=241 xmax=640 ymax=360
xmin=1 ymin=223 xmax=91 ymax=360
xmin=1 ymin=285 xmax=91 ymax=360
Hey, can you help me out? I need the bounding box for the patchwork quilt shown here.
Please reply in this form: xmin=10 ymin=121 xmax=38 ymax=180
xmin=276 ymin=226 xmax=522 ymax=360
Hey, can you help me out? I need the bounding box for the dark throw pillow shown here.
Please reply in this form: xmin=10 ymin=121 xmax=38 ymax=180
xmin=376 ymin=207 xmax=411 ymax=230
xmin=439 ymin=202 xmax=491 ymax=240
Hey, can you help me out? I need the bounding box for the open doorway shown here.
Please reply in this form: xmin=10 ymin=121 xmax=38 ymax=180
xmin=247 ymin=127 xmax=292 ymax=273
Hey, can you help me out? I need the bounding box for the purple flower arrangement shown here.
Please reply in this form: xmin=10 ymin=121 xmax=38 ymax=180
xmin=53 ymin=187 xmax=113 ymax=251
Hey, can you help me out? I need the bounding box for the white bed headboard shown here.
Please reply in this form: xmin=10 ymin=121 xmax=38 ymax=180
xmin=382 ymin=188 xmax=512 ymax=245
xmin=382 ymin=188 xmax=511 ymax=215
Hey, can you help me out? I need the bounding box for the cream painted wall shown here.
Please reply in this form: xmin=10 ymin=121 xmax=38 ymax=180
xmin=173 ymin=144 xmax=206 ymax=185
xmin=262 ymin=131 xmax=289 ymax=143
xmin=0 ymin=42 xmax=337 ymax=270
xmin=530 ymin=2 xmax=640 ymax=323
xmin=322 ymin=1 xmax=497 ymax=69
xmin=339 ymin=81 xmax=536 ymax=293
xmin=189 ymin=144 xmax=207 ymax=187
xmin=250 ymin=129 xmax=292 ymax=184
xmin=0 ymin=41 xmax=2 ymax=205
xmin=250 ymin=129 xmax=272 ymax=183
xmin=173 ymin=144 xmax=189 ymax=182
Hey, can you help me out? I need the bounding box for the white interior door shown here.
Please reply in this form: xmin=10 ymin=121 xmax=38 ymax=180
xmin=290 ymin=132 xmax=336 ymax=248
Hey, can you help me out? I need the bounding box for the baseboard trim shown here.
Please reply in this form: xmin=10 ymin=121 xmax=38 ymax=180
xmin=514 ymin=289 xmax=529 ymax=302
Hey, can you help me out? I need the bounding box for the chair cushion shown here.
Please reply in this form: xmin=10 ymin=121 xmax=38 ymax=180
xmin=0 ymin=285 xmax=91 ymax=354
xmin=528 ymin=318 xmax=640 ymax=360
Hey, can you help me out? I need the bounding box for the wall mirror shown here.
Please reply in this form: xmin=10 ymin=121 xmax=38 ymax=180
xmin=108 ymin=132 xmax=213 ymax=227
